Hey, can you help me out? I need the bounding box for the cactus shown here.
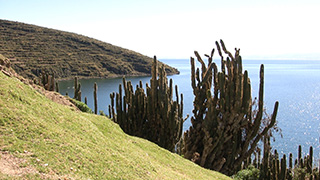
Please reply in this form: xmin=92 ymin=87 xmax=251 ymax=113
xmin=110 ymin=92 xmax=116 ymax=122
xmin=73 ymin=76 xmax=81 ymax=101
xmin=182 ymin=40 xmax=279 ymax=175
xmin=256 ymin=145 xmax=318 ymax=180
xmin=280 ymin=154 xmax=287 ymax=180
xmin=51 ymin=73 xmax=55 ymax=91
xmin=94 ymin=82 xmax=98 ymax=114
xmin=36 ymin=70 xmax=57 ymax=91
xmin=307 ymin=146 xmax=313 ymax=174
xmin=187 ymin=41 xmax=319 ymax=178
xmin=110 ymin=56 xmax=186 ymax=152
xmin=55 ymin=81 xmax=59 ymax=92
xmin=298 ymin=145 xmax=302 ymax=167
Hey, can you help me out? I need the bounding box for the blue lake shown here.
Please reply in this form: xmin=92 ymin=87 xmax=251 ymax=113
xmin=58 ymin=59 xmax=320 ymax=161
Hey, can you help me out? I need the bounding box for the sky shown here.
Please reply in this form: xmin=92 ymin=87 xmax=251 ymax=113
xmin=1 ymin=0 xmax=320 ymax=60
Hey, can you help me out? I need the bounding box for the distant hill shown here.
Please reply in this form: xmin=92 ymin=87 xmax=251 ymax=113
xmin=0 ymin=19 xmax=179 ymax=80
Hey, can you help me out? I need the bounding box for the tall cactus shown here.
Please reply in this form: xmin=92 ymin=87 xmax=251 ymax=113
xmin=94 ymin=82 xmax=98 ymax=114
xmin=182 ymin=40 xmax=279 ymax=175
xmin=110 ymin=56 xmax=186 ymax=152
xmin=73 ymin=76 xmax=81 ymax=101
xmin=55 ymin=81 xmax=59 ymax=92
xmin=84 ymin=96 xmax=88 ymax=105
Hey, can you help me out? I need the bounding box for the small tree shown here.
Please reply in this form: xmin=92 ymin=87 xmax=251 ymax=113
xmin=182 ymin=40 xmax=279 ymax=175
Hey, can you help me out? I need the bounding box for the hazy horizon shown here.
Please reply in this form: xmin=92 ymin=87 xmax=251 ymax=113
xmin=1 ymin=0 xmax=320 ymax=60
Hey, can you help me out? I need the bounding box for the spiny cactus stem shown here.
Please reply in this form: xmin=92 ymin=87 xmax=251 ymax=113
xmin=94 ymin=82 xmax=98 ymax=114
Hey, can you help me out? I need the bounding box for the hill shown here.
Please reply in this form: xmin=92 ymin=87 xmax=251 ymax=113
xmin=0 ymin=61 xmax=229 ymax=179
xmin=0 ymin=19 xmax=179 ymax=80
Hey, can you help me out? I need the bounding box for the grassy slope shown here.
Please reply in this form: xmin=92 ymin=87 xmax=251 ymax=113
xmin=0 ymin=19 xmax=178 ymax=80
xmin=0 ymin=72 xmax=230 ymax=179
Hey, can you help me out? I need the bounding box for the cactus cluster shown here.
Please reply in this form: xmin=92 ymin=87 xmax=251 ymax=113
xmin=35 ymin=70 xmax=58 ymax=92
xmin=110 ymin=56 xmax=186 ymax=152
xmin=182 ymin=40 xmax=279 ymax=175
xmin=249 ymin=138 xmax=319 ymax=180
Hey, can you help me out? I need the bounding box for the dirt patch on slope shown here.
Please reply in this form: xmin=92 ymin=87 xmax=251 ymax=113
xmin=0 ymin=151 xmax=37 ymax=177
xmin=32 ymin=84 xmax=78 ymax=110
xmin=0 ymin=151 xmax=75 ymax=179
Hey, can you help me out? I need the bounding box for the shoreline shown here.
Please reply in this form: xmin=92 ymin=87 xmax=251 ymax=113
xmin=56 ymin=71 xmax=180 ymax=82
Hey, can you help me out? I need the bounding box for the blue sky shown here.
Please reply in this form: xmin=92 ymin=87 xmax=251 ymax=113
xmin=1 ymin=0 xmax=320 ymax=59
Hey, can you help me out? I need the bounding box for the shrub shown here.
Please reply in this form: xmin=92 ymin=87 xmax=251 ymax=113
xmin=233 ymin=165 xmax=260 ymax=180
xmin=69 ymin=98 xmax=93 ymax=113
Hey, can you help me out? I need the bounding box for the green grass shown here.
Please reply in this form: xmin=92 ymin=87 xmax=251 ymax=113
xmin=0 ymin=72 xmax=230 ymax=179
xmin=0 ymin=19 xmax=179 ymax=80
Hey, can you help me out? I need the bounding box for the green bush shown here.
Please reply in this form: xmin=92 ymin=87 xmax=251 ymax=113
xmin=68 ymin=98 xmax=93 ymax=113
xmin=233 ymin=165 xmax=260 ymax=180
xmin=99 ymin=110 xmax=106 ymax=116
xmin=293 ymin=167 xmax=306 ymax=180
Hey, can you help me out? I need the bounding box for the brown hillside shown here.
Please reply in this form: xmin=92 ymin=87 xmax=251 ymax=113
xmin=0 ymin=19 xmax=179 ymax=80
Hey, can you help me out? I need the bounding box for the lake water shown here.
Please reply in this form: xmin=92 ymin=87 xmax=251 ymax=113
xmin=58 ymin=59 xmax=320 ymax=161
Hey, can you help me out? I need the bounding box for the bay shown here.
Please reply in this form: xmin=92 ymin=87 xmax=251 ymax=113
xmin=58 ymin=59 xmax=320 ymax=161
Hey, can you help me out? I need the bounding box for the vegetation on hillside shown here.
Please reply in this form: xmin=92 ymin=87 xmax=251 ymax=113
xmin=0 ymin=69 xmax=229 ymax=179
xmin=110 ymin=56 xmax=186 ymax=152
xmin=183 ymin=40 xmax=279 ymax=175
xmin=2 ymin=17 xmax=318 ymax=178
xmin=0 ymin=19 xmax=179 ymax=80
